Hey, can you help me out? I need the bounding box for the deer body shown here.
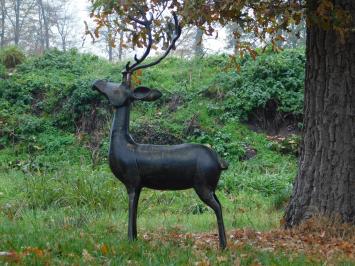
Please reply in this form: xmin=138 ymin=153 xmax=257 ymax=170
xmin=92 ymin=11 xmax=228 ymax=249
xmin=109 ymin=105 xmax=227 ymax=191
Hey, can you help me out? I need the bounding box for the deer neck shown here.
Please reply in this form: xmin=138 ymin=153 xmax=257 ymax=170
xmin=110 ymin=104 xmax=133 ymax=143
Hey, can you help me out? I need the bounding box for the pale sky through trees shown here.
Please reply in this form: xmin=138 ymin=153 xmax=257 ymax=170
xmin=72 ymin=0 xmax=228 ymax=59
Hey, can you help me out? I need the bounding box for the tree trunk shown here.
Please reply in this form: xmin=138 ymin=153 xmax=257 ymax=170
xmin=193 ymin=28 xmax=203 ymax=57
xmin=0 ymin=0 xmax=5 ymax=47
xmin=284 ymin=0 xmax=355 ymax=226
xmin=14 ymin=0 xmax=21 ymax=45
xmin=37 ymin=3 xmax=44 ymax=52
xmin=107 ymin=26 xmax=113 ymax=62
xmin=62 ymin=36 xmax=66 ymax=52
xmin=38 ymin=0 xmax=49 ymax=49
xmin=118 ymin=30 xmax=124 ymax=61
xmin=233 ymin=36 xmax=239 ymax=56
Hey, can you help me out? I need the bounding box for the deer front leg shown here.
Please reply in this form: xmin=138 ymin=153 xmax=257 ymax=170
xmin=127 ymin=187 xmax=141 ymax=241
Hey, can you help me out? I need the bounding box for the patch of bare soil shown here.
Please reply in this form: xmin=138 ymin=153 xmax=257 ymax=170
xmin=247 ymin=100 xmax=302 ymax=137
xmin=131 ymin=122 xmax=183 ymax=145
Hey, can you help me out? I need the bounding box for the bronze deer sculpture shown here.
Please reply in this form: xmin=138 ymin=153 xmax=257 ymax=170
xmin=92 ymin=12 xmax=228 ymax=249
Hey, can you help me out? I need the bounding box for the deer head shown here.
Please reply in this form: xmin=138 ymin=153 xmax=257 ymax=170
xmin=92 ymin=10 xmax=181 ymax=108
xmin=92 ymin=80 xmax=162 ymax=107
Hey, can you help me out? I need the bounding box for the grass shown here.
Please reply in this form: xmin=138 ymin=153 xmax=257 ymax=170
xmin=1 ymin=50 xmax=353 ymax=265
xmin=0 ymin=131 xmax=324 ymax=265
xmin=0 ymin=99 xmax=305 ymax=265
xmin=0 ymin=120 xmax=300 ymax=265
xmin=0 ymin=168 xmax=296 ymax=265
xmin=1 ymin=127 xmax=353 ymax=265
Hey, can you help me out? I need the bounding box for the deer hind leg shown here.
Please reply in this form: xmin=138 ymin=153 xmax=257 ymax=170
xmin=194 ymin=187 xmax=227 ymax=249
xmin=127 ymin=187 xmax=141 ymax=241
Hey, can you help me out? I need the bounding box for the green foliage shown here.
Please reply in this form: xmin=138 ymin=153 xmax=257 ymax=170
xmin=0 ymin=49 xmax=113 ymax=143
xmin=205 ymin=49 xmax=305 ymax=122
xmin=0 ymin=49 xmax=304 ymax=209
xmin=0 ymin=63 xmax=6 ymax=78
xmin=190 ymin=130 xmax=246 ymax=160
xmin=0 ymin=48 xmax=302 ymax=201
xmin=0 ymin=45 xmax=26 ymax=68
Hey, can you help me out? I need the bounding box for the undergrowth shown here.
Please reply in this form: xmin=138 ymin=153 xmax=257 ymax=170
xmin=0 ymin=48 xmax=329 ymax=265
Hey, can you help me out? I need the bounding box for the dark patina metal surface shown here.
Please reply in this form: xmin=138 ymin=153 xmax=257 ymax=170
xmin=92 ymin=12 xmax=228 ymax=249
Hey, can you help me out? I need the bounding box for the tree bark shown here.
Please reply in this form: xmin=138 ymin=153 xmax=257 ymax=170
xmin=37 ymin=2 xmax=44 ymax=52
xmin=108 ymin=44 xmax=113 ymax=61
xmin=118 ymin=30 xmax=124 ymax=61
xmin=37 ymin=0 xmax=49 ymax=49
xmin=284 ymin=0 xmax=355 ymax=226
xmin=0 ymin=0 xmax=5 ymax=47
xmin=193 ymin=28 xmax=203 ymax=57
xmin=14 ymin=0 xmax=21 ymax=45
xmin=107 ymin=25 xmax=113 ymax=61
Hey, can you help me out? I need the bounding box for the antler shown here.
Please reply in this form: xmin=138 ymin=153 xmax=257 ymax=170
xmin=125 ymin=6 xmax=154 ymax=73
xmin=124 ymin=11 xmax=181 ymax=75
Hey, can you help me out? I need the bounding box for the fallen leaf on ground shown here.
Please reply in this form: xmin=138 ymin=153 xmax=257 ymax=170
xmin=141 ymin=217 xmax=355 ymax=262
xmin=100 ymin=243 xmax=108 ymax=255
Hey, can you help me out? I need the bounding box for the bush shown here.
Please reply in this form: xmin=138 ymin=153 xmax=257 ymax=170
xmin=204 ymin=49 xmax=305 ymax=122
xmin=0 ymin=63 xmax=6 ymax=78
xmin=0 ymin=49 xmax=113 ymax=132
xmin=0 ymin=45 xmax=26 ymax=68
xmin=189 ymin=130 xmax=246 ymax=160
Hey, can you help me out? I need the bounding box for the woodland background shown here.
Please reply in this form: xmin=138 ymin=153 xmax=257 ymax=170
xmin=0 ymin=0 xmax=354 ymax=265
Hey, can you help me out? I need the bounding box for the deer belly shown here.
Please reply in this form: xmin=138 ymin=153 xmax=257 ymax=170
xmin=139 ymin=164 xmax=196 ymax=190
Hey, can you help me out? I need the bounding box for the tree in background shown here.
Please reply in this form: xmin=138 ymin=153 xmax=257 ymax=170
xmin=0 ymin=0 xmax=78 ymax=53
xmin=37 ymin=0 xmax=50 ymax=50
xmin=0 ymin=0 xmax=7 ymax=47
xmin=90 ymin=0 xmax=354 ymax=226
xmin=193 ymin=28 xmax=204 ymax=57
xmin=86 ymin=12 xmax=130 ymax=61
xmin=5 ymin=0 xmax=35 ymax=46
xmin=168 ymin=26 xmax=203 ymax=58
xmin=281 ymin=20 xmax=306 ymax=48
xmin=52 ymin=0 xmax=76 ymax=52
xmin=225 ymin=22 xmax=257 ymax=55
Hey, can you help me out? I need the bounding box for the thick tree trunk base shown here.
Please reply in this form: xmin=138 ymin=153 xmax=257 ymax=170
xmin=284 ymin=0 xmax=355 ymax=227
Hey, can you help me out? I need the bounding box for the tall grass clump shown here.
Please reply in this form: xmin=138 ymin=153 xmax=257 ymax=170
xmin=0 ymin=45 xmax=26 ymax=68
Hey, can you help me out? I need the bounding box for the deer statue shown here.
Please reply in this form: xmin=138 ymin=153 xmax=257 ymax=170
xmin=92 ymin=11 xmax=228 ymax=249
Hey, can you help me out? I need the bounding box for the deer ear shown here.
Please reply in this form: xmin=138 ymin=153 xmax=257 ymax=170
xmin=132 ymin=86 xmax=162 ymax=101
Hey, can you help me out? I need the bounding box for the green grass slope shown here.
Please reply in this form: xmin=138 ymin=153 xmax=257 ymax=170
xmin=0 ymin=48 xmax=314 ymax=265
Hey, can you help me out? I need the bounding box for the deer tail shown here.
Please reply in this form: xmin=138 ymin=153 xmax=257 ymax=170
xmin=218 ymin=156 xmax=229 ymax=170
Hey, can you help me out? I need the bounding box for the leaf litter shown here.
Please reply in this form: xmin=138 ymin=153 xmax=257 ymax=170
xmin=143 ymin=217 xmax=355 ymax=263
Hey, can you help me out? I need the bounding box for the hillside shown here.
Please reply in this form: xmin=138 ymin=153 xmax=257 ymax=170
xmin=0 ymin=48 xmax=327 ymax=265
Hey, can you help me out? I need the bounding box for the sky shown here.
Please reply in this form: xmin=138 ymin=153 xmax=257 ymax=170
xmin=70 ymin=0 xmax=229 ymax=60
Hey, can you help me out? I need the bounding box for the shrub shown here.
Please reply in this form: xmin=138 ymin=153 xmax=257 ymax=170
xmin=0 ymin=49 xmax=113 ymax=132
xmin=0 ymin=45 xmax=26 ymax=68
xmin=204 ymin=49 xmax=305 ymax=122
xmin=0 ymin=63 xmax=6 ymax=78
xmin=189 ymin=130 xmax=246 ymax=160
